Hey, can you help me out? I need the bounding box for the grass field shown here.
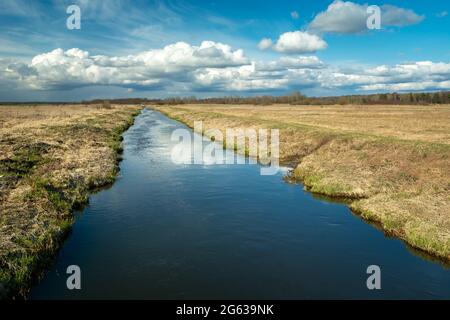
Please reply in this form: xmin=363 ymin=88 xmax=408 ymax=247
xmin=0 ymin=104 xmax=140 ymax=298
xmin=153 ymin=104 xmax=450 ymax=262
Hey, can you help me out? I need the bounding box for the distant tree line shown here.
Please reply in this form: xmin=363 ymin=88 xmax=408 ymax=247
xmin=87 ymin=91 xmax=450 ymax=106
xmin=2 ymin=91 xmax=450 ymax=106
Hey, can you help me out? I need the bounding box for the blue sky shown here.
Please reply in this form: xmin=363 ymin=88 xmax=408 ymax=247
xmin=0 ymin=0 xmax=449 ymax=101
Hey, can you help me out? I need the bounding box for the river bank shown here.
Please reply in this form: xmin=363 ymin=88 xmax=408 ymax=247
xmin=0 ymin=104 xmax=141 ymax=299
xmin=152 ymin=104 xmax=450 ymax=262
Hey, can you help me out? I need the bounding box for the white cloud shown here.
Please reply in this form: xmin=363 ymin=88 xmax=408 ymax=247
xmin=362 ymin=61 xmax=450 ymax=89
xmin=257 ymin=56 xmax=325 ymax=71
xmin=191 ymin=60 xmax=450 ymax=92
xmin=309 ymin=1 xmax=424 ymax=34
xmin=7 ymin=42 xmax=248 ymax=90
xmin=192 ymin=63 xmax=289 ymax=91
xmin=273 ymin=31 xmax=328 ymax=54
xmin=360 ymin=81 xmax=450 ymax=91
xmin=1 ymin=42 xmax=450 ymax=95
xmin=437 ymin=11 xmax=448 ymax=18
xmin=309 ymin=1 xmax=368 ymax=34
xmin=381 ymin=5 xmax=425 ymax=27
xmin=258 ymin=38 xmax=273 ymax=50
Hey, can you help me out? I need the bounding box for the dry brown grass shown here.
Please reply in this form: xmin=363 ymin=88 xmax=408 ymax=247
xmin=0 ymin=104 xmax=140 ymax=298
xmin=164 ymin=104 xmax=450 ymax=144
xmin=153 ymin=104 xmax=450 ymax=261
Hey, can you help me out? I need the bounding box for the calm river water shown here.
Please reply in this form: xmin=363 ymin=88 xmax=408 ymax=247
xmin=31 ymin=109 xmax=450 ymax=299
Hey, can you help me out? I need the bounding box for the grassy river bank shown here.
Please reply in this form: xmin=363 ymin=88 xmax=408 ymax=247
xmin=0 ymin=104 xmax=141 ymax=299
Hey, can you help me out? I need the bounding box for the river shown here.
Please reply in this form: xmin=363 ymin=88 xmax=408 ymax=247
xmin=31 ymin=108 xmax=450 ymax=299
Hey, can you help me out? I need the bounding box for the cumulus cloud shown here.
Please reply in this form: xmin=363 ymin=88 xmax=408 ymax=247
xmin=309 ymin=1 xmax=368 ymax=34
xmin=5 ymin=42 xmax=248 ymax=90
xmin=258 ymin=38 xmax=273 ymax=50
xmin=273 ymin=31 xmax=328 ymax=54
xmin=381 ymin=5 xmax=425 ymax=27
xmin=191 ymin=60 xmax=450 ymax=92
xmin=192 ymin=63 xmax=289 ymax=92
xmin=257 ymin=56 xmax=325 ymax=71
xmin=359 ymin=61 xmax=450 ymax=91
xmin=187 ymin=56 xmax=450 ymax=93
xmin=1 ymin=42 xmax=450 ymax=95
xmin=361 ymin=81 xmax=450 ymax=91
xmin=309 ymin=1 xmax=424 ymax=34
